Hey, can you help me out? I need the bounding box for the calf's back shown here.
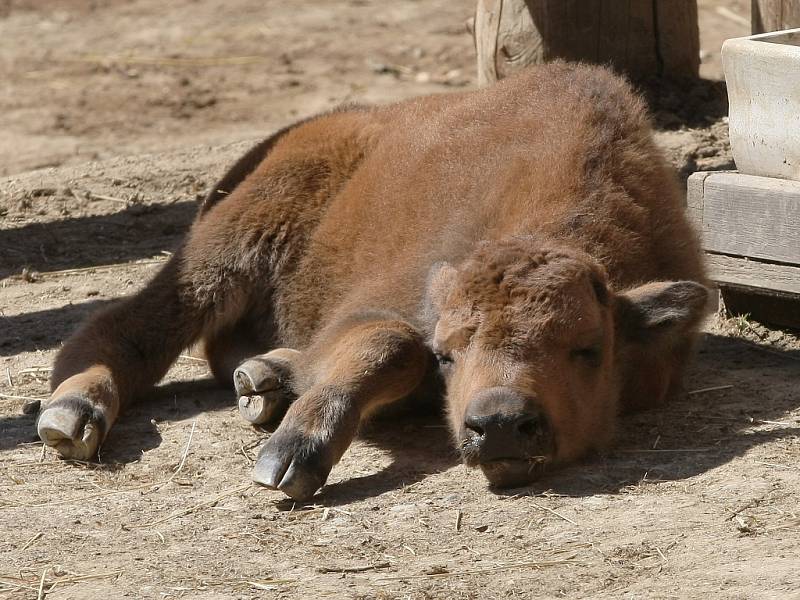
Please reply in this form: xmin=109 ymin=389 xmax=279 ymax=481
xmin=203 ymin=62 xmax=703 ymax=348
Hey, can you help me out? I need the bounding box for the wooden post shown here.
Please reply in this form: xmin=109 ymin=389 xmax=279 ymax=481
xmin=475 ymin=0 xmax=700 ymax=86
xmin=752 ymin=0 xmax=800 ymax=33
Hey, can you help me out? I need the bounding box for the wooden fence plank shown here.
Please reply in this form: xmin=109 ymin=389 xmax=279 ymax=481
xmin=656 ymin=0 xmax=700 ymax=77
xmin=706 ymin=253 xmax=800 ymax=296
xmin=475 ymin=0 xmax=698 ymax=83
xmin=475 ymin=0 xmax=503 ymax=85
xmin=785 ymin=0 xmax=800 ymax=30
xmin=597 ymin=0 xmax=633 ymax=68
xmin=700 ymin=172 xmax=800 ymax=264
xmin=752 ymin=0 xmax=800 ymax=33
xmin=496 ymin=0 xmax=541 ymax=77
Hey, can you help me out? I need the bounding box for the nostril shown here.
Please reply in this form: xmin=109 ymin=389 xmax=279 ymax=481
xmin=515 ymin=414 xmax=541 ymax=438
xmin=464 ymin=415 xmax=486 ymax=438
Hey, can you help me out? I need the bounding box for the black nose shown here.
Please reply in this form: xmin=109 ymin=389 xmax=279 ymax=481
xmin=464 ymin=409 xmax=545 ymax=462
xmin=464 ymin=411 xmax=541 ymax=443
xmin=462 ymin=387 xmax=552 ymax=487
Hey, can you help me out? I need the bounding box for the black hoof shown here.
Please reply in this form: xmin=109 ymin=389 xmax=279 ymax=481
xmin=251 ymin=427 xmax=332 ymax=502
xmin=234 ymin=357 xmax=296 ymax=425
xmin=37 ymin=395 xmax=108 ymax=460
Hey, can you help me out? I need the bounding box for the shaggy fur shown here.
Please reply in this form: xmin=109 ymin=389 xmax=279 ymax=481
xmin=40 ymin=62 xmax=707 ymax=500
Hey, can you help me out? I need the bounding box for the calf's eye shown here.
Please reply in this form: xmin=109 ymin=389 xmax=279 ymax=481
xmin=435 ymin=352 xmax=454 ymax=367
xmin=570 ymin=346 xmax=602 ymax=366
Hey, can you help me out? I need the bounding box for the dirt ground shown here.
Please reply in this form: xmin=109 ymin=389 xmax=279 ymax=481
xmin=2 ymin=1 xmax=800 ymax=599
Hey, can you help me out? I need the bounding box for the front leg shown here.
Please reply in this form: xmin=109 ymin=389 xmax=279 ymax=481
xmin=252 ymin=318 xmax=429 ymax=501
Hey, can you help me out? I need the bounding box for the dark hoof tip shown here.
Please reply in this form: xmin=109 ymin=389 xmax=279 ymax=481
xmin=37 ymin=395 xmax=107 ymax=461
xmin=251 ymin=431 xmax=331 ymax=502
xmin=22 ymin=399 xmax=41 ymax=415
xmin=251 ymin=453 xmax=286 ymax=490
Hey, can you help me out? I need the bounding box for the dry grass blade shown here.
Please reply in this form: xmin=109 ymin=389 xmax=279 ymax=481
xmin=0 ymin=392 xmax=48 ymax=402
xmin=85 ymin=191 xmax=130 ymax=205
xmin=178 ymin=354 xmax=207 ymax=363
xmin=377 ymin=557 xmax=584 ymax=581
xmin=132 ymin=484 xmax=250 ymax=528
xmin=71 ymin=53 xmax=269 ymax=66
xmin=753 ymin=418 xmax=797 ymax=427
xmin=8 ymin=482 xmax=152 ymax=509
xmin=0 ymin=568 xmax=125 ymax=593
xmin=50 ymin=569 xmax=124 ymax=585
xmin=687 ymin=384 xmax=734 ymax=396
xmin=765 ymin=517 xmax=800 ymax=532
xmin=0 ymin=261 xmax=168 ymax=284
xmin=0 ymin=576 xmax=37 ymax=593
xmin=151 ymin=420 xmax=197 ymax=491
xmin=246 ymin=579 xmax=296 ymax=589
xmin=18 ymin=366 xmax=52 ymax=374
xmin=37 ymin=568 xmax=48 ymax=600
xmin=21 ymin=531 xmax=43 ymax=551
xmin=617 ymin=448 xmax=714 ymax=453
xmin=529 ymin=501 xmax=578 ymax=526
xmin=317 ymin=562 xmax=390 ymax=574
xmin=725 ymin=491 xmax=793 ymax=523
xmin=41 ymin=259 xmax=168 ymax=277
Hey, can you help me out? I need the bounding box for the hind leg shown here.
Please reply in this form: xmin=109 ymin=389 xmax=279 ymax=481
xmin=40 ymin=108 xmax=383 ymax=460
xmin=38 ymin=256 xmax=220 ymax=460
xmin=203 ymin=309 xmax=277 ymax=387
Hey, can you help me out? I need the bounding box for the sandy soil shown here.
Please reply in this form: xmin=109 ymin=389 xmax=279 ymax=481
xmin=2 ymin=1 xmax=800 ymax=599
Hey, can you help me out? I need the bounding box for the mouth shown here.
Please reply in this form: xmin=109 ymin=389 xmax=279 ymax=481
xmin=478 ymin=456 xmax=549 ymax=488
xmin=458 ymin=424 xmax=555 ymax=488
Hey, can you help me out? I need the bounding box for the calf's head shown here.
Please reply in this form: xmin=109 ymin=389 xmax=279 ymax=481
xmin=427 ymin=238 xmax=707 ymax=488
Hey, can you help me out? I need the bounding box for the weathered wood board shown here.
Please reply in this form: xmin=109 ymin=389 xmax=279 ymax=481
xmin=687 ymin=170 xmax=800 ymax=299
xmin=688 ymin=171 xmax=800 ymax=266
xmin=705 ymin=253 xmax=800 ymax=296
xmin=475 ymin=0 xmax=700 ymax=85
xmin=752 ymin=0 xmax=800 ymax=34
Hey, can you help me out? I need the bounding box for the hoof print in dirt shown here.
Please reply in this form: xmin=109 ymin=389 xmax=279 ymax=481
xmin=37 ymin=395 xmax=107 ymax=461
xmin=252 ymin=428 xmax=332 ymax=502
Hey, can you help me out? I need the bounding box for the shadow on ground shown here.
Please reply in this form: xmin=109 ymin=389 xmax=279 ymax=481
xmin=2 ymin=333 xmax=798 ymax=501
xmin=0 ymin=378 xmax=229 ymax=460
xmin=0 ymin=200 xmax=195 ymax=280
xmin=321 ymin=332 xmax=800 ymax=503
xmin=0 ymin=201 xmax=199 ymax=356
xmin=319 ymin=414 xmax=458 ymax=506
xmin=100 ymin=378 xmax=233 ymax=463
xmin=0 ymin=299 xmax=111 ymax=357
xmin=640 ymin=77 xmax=729 ymax=130
xmin=301 ymin=332 xmax=800 ymax=504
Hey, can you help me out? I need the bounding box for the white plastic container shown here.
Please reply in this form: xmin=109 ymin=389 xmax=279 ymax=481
xmin=722 ymin=28 xmax=800 ymax=182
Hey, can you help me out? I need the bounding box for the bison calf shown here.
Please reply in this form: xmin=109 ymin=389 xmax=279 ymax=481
xmin=38 ymin=62 xmax=707 ymax=500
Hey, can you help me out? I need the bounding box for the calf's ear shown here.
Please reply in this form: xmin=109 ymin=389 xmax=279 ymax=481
xmin=615 ymin=281 xmax=709 ymax=341
xmin=614 ymin=281 xmax=709 ymax=411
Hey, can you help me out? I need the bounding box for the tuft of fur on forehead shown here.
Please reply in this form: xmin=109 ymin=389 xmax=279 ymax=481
xmin=442 ymin=237 xmax=609 ymax=350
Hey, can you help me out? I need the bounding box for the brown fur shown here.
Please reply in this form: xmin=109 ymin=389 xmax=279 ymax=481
xmin=42 ymin=62 xmax=707 ymax=499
